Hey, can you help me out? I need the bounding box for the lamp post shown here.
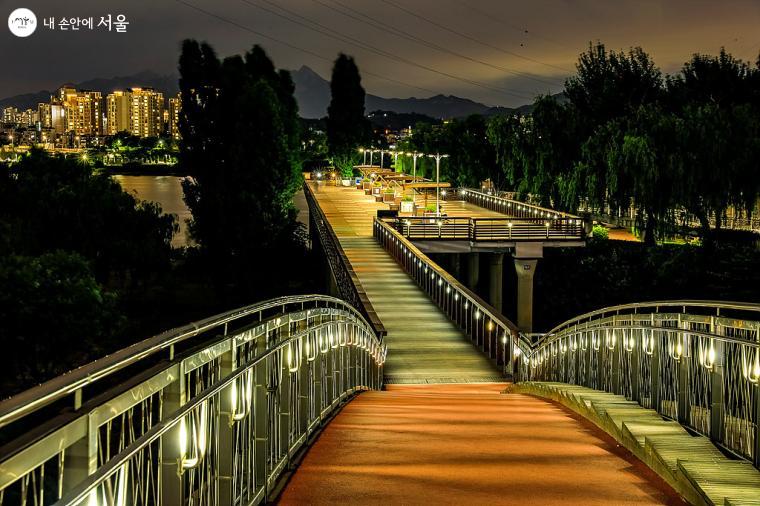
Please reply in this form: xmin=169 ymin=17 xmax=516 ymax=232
xmin=408 ymin=152 xmax=424 ymax=181
xmin=392 ymin=150 xmax=400 ymax=171
xmin=428 ymin=152 xmax=449 ymax=216
xmin=380 ymin=149 xmax=385 ymax=169
xmin=359 ymin=147 xmax=367 ymax=165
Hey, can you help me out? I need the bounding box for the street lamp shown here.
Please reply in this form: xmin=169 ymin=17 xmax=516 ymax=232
xmin=380 ymin=149 xmax=385 ymax=169
xmin=359 ymin=147 xmax=367 ymax=165
xmin=408 ymin=152 xmax=424 ymax=181
xmin=427 ymin=152 xmax=449 ymax=216
xmin=392 ymin=150 xmax=400 ymax=171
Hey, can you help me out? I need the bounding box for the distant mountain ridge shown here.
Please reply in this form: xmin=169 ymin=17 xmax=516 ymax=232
xmin=0 ymin=66 xmax=551 ymax=119
xmin=0 ymin=71 xmax=179 ymax=110
xmin=291 ymin=65 xmax=517 ymax=119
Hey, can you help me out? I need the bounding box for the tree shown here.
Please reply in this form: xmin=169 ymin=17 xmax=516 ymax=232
xmin=326 ymin=54 xmax=370 ymax=177
xmin=0 ymin=251 xmax=122 ymax=394
xmin=667 ymin=48 xmax=755 ymax=109
xmin=678 ymin=104 xmax=760 ymax=240
xmin=487 ymin=113 xmax=526 ymax=190
xmin=441 ymin=115 xmax=499 ymax=188
xmin=179 ymin=41 xmax=304 ymax=290
xmin=0 ymin=149 xmax=176 ymax=282
xmin=608 ymin=106 xmax=683 ymax=243
xmin=565 ymin=43 xmax=663 ymax=130
xmin=666 ymin=51 xmax=760 ymax=242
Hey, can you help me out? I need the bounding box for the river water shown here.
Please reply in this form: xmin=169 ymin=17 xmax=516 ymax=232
xmin=113 ymin=175 xmax=192 ymax=247
xmin=113 ymin=175 xmax=310 ymax=248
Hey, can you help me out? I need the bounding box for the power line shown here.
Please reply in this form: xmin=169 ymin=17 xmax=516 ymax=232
xmin=241 ymin=0 xmax=535 ymax=100
xmin=450 ymin=0 xmax=570 ymax=51
xmin=379 ymin=0 xmax=573 ymax=74
xmin=173 ymin=0 xmax=444 ymax=96
xmin=311 ymin=0 xmax=563 ymax=88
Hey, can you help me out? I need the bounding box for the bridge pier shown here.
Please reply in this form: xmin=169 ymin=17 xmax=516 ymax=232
xmin=513 ymin=243 xmax=543 ymax=334
xmin=488 ymin=253 xmax=504 ymax=314
xmin=466 ymin=252 xmax=479 ymax=291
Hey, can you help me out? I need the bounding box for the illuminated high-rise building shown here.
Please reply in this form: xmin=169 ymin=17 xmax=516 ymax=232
xmin=168 ymin=94 xmax=181 ymax=140
xmin=57 ymin=87 xmax=103 ymax=136
xmin=128 ymin=87 xmax=164 ymax=138
xmin=3 ymin=107 xmax=19 ymax=124
xmin=106 ymin=91 xmax=130 ymax=134
xmin=106 ymin=88 xmax=164 ymax=137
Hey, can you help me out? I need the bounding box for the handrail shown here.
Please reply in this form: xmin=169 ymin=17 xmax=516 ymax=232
xmin=1 ymin=294 xmax=386 ymax=505
xmin=524 ymin=299 xmax=760 ymax=468
xmin=0 ymin=294 xmax=360 ymax=429
xmin=536 ymin=300 xmax=760 ymax=348
xmin=58 ymin=320 xmax=371 ymax=505
xmin=374 ymin=217 xmax=530 ymax=378
xmin=303 ymin=182 xmax=386 ymax=338
xmin=460 ymin=188 xmax=582 ymax=220
xmin=391 ymin=216 xmax=585 ymax=242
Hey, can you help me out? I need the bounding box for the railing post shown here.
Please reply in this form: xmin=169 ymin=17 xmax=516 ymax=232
xmin=217 ymin=334 xmax=237 ymax=505
xmin=161 ymin=364 xmax=186 ymax=505
xmin=651 ymin=327 xmax=661 ymax=414
xmin=611 ymin=321 xmax=620 ymax=394
xmin=677 ymin=323 xmax=690 ymax=426
xmin=630 ymin=329 xmax=640 ymax=402
xmin=61 ymin=415 xmax=98 ymax=495
xmin=253 ymin=360 xmax=268 ymax=495
xmin=279 ymin=320 xmax=292 ymax=465
xmin=755 ymin=377 xmax=760 ymax=468
xmin=313 ymin=329 xmax=324 ymax=419
xmin=298 ymin=336 xmax=310 ymax=438
xmin=709 ymin=338 xmax=725 ymax=445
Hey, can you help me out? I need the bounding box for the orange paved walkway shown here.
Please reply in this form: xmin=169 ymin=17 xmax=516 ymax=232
xmin=280 ymin=384 xmax=684 ymax=505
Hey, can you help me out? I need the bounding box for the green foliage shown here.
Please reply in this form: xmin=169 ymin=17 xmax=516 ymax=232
xmin=591 ymin=224 xmax=609 ymax=240
xmin=484 ymin=43 xmax=760 ymax=244
xmin=0 ymin=251 xmax=122 ymax=393
xmin=534 ymin=240 xmax=760 ymax=331
xmin=565 ymin=42 xmax=663 ymax=129
xmin=488 ymin=97 xmax=579 ymax=209
xmin=178 ymin=41 xmax=305 ymax=287
xmin=403 ymin=116 xmax=499 ymax=187
xmin=0 ymin=149 xmax=176 ymax=280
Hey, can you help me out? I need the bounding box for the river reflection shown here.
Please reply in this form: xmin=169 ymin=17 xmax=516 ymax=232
xmin=113 ymin=175 xmax=192 ymax=247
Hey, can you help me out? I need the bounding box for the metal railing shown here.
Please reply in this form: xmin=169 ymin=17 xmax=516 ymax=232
xmin=390 ymin=216 xmax=585 ymax=242
xmin=0 ymin=295 xmax=386 ymax=505
xmin=525 ymin=301 xmax=760 ymax=468
xmin=460 ymin=188 xmax=581 ymax=221
xmin=304 ymin=182 xmax=386 ymax=338
xmin=373 ymin=217 xmax=530 ymax=377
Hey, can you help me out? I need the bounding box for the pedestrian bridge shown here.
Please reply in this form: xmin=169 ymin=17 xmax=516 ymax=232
xmin=1 ymin=183 xmax=759 ymax=505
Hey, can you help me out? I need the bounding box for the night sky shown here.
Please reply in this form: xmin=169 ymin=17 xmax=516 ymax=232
xmin=2 ymin=0 xmax=760 ymax=106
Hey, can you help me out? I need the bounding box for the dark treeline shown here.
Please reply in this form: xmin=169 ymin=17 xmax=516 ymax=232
xmin=0 ymin=151 xmax=177 ymax=392
xmin=398 ymin=43 xmax=760 ymax=245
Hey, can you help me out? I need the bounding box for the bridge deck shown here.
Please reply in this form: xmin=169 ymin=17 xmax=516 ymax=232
xmin=280 ymin=384 xmax=682 ymax=505
xmin=308 ymin=182 xmax=500 ymax=383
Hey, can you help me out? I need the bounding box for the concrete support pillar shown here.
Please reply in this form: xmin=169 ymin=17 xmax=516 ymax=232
xmin=513 ymin=258 xmax=538 ymax=333
xmin=488 ymin=253 xmax=504 ymax=313
xmin=450 ymin=254 xmax=461 ymax=280
xmin=466 ymin=253 xmax=479 ymax=291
